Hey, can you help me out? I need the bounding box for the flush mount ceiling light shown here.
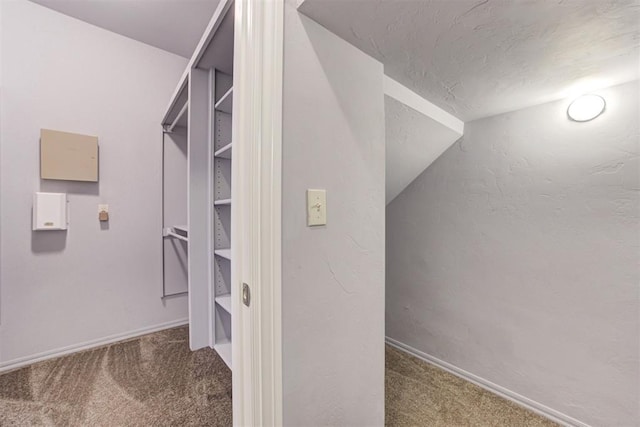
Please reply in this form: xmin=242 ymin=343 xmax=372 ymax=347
xmin=567 ymin=94 xmax=606 ymax=122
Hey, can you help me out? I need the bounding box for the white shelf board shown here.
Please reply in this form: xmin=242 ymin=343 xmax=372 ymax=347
xmin=214 ymin=87 xmax=233 ymax=114
xmin=194 ymin=1 xmax=235 ymax=74
xmin=214 ymin=142 xmax=232 ymax=159
xmin=162 ymin=73 xmax=188 ymax=126
xmin=214 ymin=198 xmax=231 ymax=206
xmin=214 ymin=249 xmax=231 ymax=260
xmin=214 ymin=341 xmax=232 ymax=369
xmin=168 ymin=101 xmax=188 ymax=132
xmin=215 ymin=294 xmax=232 ymax=314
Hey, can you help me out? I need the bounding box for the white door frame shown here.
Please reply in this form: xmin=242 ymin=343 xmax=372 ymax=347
xmin=232 ymin=0 xmax=284 ymax=425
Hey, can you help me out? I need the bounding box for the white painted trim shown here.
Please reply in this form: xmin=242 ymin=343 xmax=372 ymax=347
xmin=232 ymin=0 xmax=284 ymax=425
xmin=0 ymin=318 xmax=188 ymax=373
xmin=385 ymin=337 xmax=591 ymax=427
xmin=384 ymin=75 xmax=465 ymax=135
xmin=187 ymin=67 xmax=214 ymax=351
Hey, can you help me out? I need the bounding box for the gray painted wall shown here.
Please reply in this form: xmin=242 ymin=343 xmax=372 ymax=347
xmin=0 ymin=0 xmax=188 ymax=365
xmin=386 ymin=81 xmax=639 ymax=426
xmin=282 ymin=2 xmax=386 ymax=425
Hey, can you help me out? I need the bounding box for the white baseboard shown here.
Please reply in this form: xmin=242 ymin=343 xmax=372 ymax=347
xmin=0 ymin=318 xmax=189 ymax=373
xmin=385 ymin=337 xmax=591 ymax=427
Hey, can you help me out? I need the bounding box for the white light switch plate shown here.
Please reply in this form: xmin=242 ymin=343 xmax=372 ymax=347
xmin=307 ymin=189 xmax=326 ymax=226
xmin=98 ymin=204 xmax=109 ymax=213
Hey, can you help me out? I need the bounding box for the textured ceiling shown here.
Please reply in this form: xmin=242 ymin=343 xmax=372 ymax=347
xmin=29 ymin=0 xmax=221 ymax=58
xmin=300 ymin=0 xmax=640 ymax=121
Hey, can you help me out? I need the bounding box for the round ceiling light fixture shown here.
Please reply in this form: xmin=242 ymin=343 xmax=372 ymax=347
xmin=567 ymin=94 xmax=606 ymax=122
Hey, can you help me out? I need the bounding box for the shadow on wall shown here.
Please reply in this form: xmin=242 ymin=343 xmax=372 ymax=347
xmin=31 ymin=229 xmax=67 ymax=253
xmin=300 ymin=14 xmax=383 ymax=162
xmin=40 ymin=179 xmax=99 ymax=196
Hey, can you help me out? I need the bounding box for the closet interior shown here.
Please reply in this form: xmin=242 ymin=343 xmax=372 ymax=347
xmin=161 ymin=0 xmax=235 ymax=370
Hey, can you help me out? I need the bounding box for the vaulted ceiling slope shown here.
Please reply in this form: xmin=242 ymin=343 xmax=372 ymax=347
xmin=299 ymin=0 xmax=640 ymax=121
xmin=29 ymin=0 xmax=221 ymax=58
xmin=385 ymin=95 xmax=461 ymax=204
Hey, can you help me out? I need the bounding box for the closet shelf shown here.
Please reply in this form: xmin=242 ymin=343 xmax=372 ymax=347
xmin=214 ymin=87 xmax=233 ymax=114
xmin=214 ymin=341 xmax=232 ymax=369
xmin=214 ymin=249 xmax=231 ymax=260
xmin=168 ymin=101 xmax=188 ymax=132
xmin=214 ymin=142 xmax=232 ymax=159
xmin=215 ymin=294 xmax=232 ymax=314
xmin=162 ymin=74 xmax=188 ymax=127
xmin=161 ymin=0 xmax=235 ymax=373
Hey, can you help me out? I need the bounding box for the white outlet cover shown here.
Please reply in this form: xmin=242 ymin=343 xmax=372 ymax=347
xmin=98 ymin=204 xmax=108 ymax=213
xmin=307 ymin=189 xmax=326 ymax=226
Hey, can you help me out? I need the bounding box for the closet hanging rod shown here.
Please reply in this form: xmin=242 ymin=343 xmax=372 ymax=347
xmin=165 ymin=231 xmax=189 ymax=242
xmin=161 ymin=290 xmax=188 ymax=300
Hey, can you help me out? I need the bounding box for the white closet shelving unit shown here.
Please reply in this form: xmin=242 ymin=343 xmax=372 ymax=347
xmin=160 ymin=0 xmax=235 ymax=370
xmin=212 ymin=67 xmax=234 ymax=368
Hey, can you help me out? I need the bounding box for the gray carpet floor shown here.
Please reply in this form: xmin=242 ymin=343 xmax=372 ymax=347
xmin=0 ymin=326 xmax=232 ymax=426
xmin=0 ymin=326 xmax=556 ymax=426
xmin=385 ymin=345 xmax=558 ymax=427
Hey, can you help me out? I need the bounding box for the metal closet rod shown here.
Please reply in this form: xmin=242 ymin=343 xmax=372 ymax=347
xmin=164 ymin=231 xmax=189 ymax=242
xmin=162 ymin=290 xmax=188 ymax=300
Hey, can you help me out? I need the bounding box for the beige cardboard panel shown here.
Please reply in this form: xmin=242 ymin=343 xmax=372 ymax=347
xmin=40 ymin=129 xmax=98 ymax=182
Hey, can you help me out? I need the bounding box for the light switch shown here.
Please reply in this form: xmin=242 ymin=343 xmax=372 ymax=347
xmin=307 ymin=189 xmax=326 ymax=226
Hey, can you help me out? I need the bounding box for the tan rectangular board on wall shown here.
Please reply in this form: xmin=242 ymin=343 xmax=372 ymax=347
xmin=40 ymin=129 xmax=98 ymax=182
